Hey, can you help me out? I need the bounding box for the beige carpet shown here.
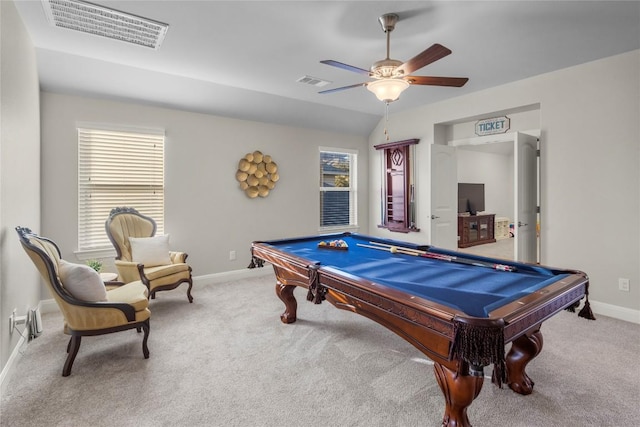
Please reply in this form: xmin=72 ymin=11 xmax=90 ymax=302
xmin=2 ymin=271 xmax=639 ymax=426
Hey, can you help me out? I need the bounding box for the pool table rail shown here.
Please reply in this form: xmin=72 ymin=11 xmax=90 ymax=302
xmin=496 ymin=272 xmax=588 ymax=340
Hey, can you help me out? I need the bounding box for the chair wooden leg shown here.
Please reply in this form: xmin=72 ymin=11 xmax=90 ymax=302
xmin=63 ymin=335 xmax=81 ymax=377
xmin=141 ymin=320 xmax=150 ymax=359
xmin=186 ymin=279 xmax=194 ymax=303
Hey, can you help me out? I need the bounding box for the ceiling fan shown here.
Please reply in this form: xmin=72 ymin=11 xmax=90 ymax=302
xmin=319 ymin=13 xmax=468 ymax=103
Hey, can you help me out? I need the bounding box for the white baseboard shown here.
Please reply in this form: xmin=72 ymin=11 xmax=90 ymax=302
xmin=193 ymin=265 xmax=273 ymax=287
xmin=0 ymin=335 xmax=27 ymax=396
xmin=39 ymin=298 xmax=60 ymax=314
xmin=0 ymin=301 xmax=40 ymax=395
xmin=590 ymin=299 xmax=640 ymax=324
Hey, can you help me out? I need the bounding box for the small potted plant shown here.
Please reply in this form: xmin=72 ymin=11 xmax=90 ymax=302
xmin=86 ymin=259 xmax=103 ymax=273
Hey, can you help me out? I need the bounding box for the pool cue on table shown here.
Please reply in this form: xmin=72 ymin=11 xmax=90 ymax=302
xmin=356 ymin=243 xmax=425 ymax=257
xmin=366 ymin=241 xmax=517 ymax=272
xmin=359 ymin=241 xmax=517 ymax=272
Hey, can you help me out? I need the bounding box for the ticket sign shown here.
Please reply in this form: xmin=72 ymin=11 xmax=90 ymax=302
xmin=475 ymin=116 xmax=510 ymax=136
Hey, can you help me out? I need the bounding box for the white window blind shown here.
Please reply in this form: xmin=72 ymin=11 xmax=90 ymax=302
xmin=319 ymin=148 xmax=357 ymax=228
xmin=78 ymin=127 xmax=165 ymax=251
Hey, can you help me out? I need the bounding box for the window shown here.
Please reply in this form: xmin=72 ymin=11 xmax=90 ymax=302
xmin=78 ymin=127 xmax=165 ymax=252
xmin=374 ymin=138 xmax=419 ymax=233
xmin=319 ymin=148 xmax=357 ymax=229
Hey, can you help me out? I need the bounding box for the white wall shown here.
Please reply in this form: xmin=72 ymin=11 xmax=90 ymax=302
xmin=367 ymin=50 xmax=640 ymax=317
xmin=40 ymin=93 xmax=369 ymax=277
xmin=0 ymin=0 xmax=41 ymax=381
xmin=457 ymin=149 xmax=514 ymax=219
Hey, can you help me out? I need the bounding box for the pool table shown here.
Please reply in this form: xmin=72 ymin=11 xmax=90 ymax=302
xmin=251 ymin=232 xmax=592 ymax=427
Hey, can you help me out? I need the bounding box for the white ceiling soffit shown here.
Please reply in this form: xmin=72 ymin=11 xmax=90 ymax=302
xmin=41 ymin=0 xmax=169 ymax=49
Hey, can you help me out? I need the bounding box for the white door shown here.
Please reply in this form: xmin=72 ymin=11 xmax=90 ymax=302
xmin=514 ymin=132 xmax=538 ymax=262
xmin=430 ymin=144 xmax=457 ymax=249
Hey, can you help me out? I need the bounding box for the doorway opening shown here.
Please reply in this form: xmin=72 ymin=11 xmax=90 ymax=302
xmin=448 ymin=131 xmax=540 ymax=263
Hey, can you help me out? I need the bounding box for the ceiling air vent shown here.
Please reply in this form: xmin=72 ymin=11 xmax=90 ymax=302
xmin=42 ymin=0 xmax=169 ymax=49
xmin=297 ymin=75 xmax=331 ymax=87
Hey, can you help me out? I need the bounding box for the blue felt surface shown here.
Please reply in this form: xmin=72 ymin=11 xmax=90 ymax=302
xmin=264 ymin=233 xmax=568 ymax=318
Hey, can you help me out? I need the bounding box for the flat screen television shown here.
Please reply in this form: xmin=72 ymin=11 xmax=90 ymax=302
xmin=458 ymin=183 xmax=485 ymax=215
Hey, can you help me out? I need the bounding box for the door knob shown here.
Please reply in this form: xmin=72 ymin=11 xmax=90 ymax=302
xmin=431 ymin=215 xmax=440 ymax=220
xmin=518 ymin=221 xmax=528 ymax=227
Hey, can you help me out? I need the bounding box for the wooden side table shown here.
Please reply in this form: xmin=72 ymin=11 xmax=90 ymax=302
xmin=100 ymin=272 xmax=124 ymax=289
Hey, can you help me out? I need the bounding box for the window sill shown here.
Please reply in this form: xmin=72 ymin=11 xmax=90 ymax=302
xmin=318 ymin=225 xmax=360 ymax=234
xmin=74 ymin=248 xmax=117 ymax=261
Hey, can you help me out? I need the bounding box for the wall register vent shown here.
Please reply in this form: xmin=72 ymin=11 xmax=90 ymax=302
xmin=42 ymin=0 xmax=169 ymax=49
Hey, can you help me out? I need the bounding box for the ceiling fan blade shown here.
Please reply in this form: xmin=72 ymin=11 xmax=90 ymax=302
xmin=404 ymin=76 xmax=469 ymax=87
xmin=396 ymin=43 xmax=452 ymax=76
xmin=318 ymin=82 xmax=367 ymax=94
xmin=320 ymin=60 xmax=371 ymax=76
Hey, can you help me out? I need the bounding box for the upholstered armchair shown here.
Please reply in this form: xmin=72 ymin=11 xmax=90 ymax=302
xmin=105 ymin=207 xmax=193 ymax=303
xmin=16 ymin=227 xmax=150 ymax=377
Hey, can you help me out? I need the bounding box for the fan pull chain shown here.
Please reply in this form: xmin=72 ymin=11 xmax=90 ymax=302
xmin=383 ymin=101 xmax=390 ymax=141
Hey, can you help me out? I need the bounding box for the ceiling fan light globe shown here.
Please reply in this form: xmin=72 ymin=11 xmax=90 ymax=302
xmin=367 ymin=79 xmax=410 ymax=102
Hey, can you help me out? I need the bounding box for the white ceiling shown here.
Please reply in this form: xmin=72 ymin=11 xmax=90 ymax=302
xmin=14 ymin=1 xmax=640 ymax=136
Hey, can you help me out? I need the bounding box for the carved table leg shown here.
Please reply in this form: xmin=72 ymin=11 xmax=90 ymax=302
xmin=276 ymin=282 xmax=297 ymax=324
xmin=506 ymin=329 xmax=543 ymax=395
xmin=434 ymin=363 xmax=484 ymax=427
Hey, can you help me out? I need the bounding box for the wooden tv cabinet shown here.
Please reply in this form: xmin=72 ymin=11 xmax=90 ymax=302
xmin=458 ymin=214 xmax=496 ymax=248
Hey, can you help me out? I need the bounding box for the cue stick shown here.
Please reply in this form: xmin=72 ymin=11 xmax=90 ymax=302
xmin=359 ymin=242 xmax=517 ymax=272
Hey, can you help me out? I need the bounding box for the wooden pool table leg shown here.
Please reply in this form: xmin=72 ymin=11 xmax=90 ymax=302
xmin=506 ymin=329 xmax=543 ymax=395
xmin=275 ymin=282 xmax=297 ymax=324
xmin=434 ymin=362 xmax=484 ymax=427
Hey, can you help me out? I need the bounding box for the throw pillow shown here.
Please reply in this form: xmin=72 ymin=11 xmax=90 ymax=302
xmin=58 ymin=260 xmax=108 ymax=302
xmin=129 ymin=234 xmax=171 ymax=267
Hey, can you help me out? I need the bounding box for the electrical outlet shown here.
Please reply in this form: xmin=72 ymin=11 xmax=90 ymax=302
xmin=229 ymin=250 xmax=236 ymax=261
xmin=618 ymin=278 xmax=630 ymax=292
